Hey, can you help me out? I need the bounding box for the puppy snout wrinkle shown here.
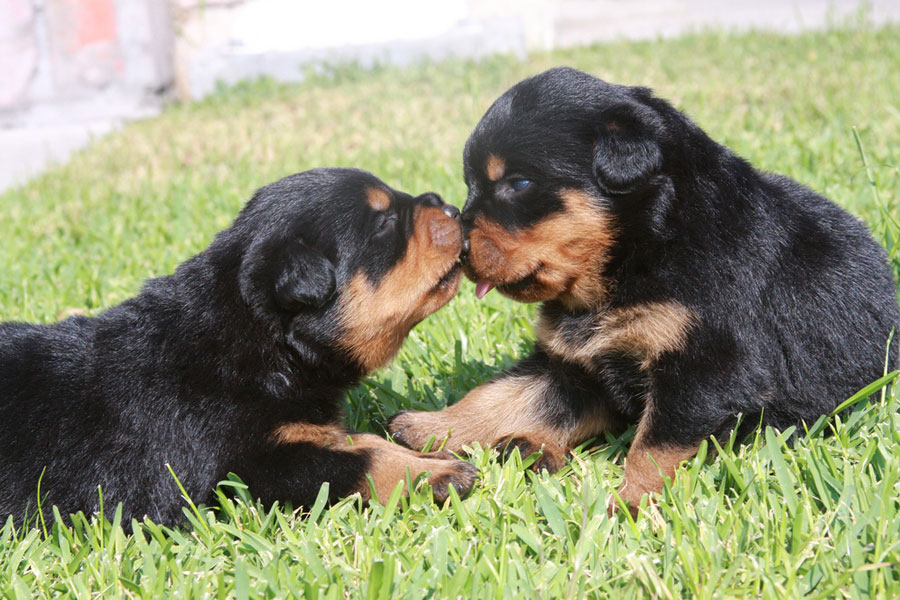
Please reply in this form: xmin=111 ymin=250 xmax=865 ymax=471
xmin=428 ymin=217 xmax=462 ymax=252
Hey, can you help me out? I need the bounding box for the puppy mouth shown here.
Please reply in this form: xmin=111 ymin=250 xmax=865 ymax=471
xmin=431 ymin=262 xmax=463 ymax=294
xmin=474 ymin=265 xmax=542 ymax=299
xmin=496 ymin=269 xmax=542 ymax=296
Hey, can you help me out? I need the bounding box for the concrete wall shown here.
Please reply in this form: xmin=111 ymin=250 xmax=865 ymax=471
xmin=169 ymin=0 xmax=534 ymax=99
xmin=169 ymin=0 xmax=900 ymax=100
xmin=2 ymin=0 xmax=900 ymax=191
xmin=5 ymin=0 xmax=900 ymax=117
xmin=0 ymin=0 xmax=173 ymax=126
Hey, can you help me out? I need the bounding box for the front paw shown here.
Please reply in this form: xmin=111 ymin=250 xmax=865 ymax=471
xmin=493 ymin=436 xmax=567 ymax=473
xmin=427 ymin=458 xmax=479 ymax=502
xmin=386 ymin=410 xmax=446 ymax=451
xmin=607 ymin=480 xmax=648 ymax=519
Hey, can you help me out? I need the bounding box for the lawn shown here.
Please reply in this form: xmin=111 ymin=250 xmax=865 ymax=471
xmin=2 ymin=21 xmax=900 ymax=599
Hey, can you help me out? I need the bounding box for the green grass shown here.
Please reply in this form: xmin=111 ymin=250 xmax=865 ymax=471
xmin=2 ymin=22 xmax=900 ymax=599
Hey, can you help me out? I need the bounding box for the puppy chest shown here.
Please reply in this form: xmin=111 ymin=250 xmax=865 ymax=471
xmin=535 ymin=300 xmax=697 ymax=372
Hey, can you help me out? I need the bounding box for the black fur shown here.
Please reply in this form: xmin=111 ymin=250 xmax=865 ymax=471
xmin=483 ymin=67 xmax=896 ymax=439
xmin=0 ymin=168 xmax=471 ymax=526
xmin=387 ymin=68 xmax=899 ymax=511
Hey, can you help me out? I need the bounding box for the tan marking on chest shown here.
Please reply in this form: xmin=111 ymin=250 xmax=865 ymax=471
xmin=537 ymin=301 xmax=698 ymax=371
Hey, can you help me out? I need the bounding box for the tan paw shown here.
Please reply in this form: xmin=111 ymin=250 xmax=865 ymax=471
xmin=426 ymin=457 xmax=479 ymax=502
xmin=362 ymin=445 xmax=478 ymax=503
xmin=607 ymin=480 xmax=650 ymax=518
xmin=386 ymin=410 xmax=449 ymax=451
xmin=493 ymin=436 xmax=568 ymax=473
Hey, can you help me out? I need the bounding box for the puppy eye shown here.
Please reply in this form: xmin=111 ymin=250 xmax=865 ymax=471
xmin=508 ymin=178 xmax=531 ymax=192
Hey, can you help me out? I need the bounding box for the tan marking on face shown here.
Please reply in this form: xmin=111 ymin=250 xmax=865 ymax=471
xmin=367 ymin=187 xmax=391 ymax=211
xmin=613 ymin=413 xmax=698 ymax=516
xmin=537 ymin=301 xmax=698 ymax=371
xmin=485 ymin=154 xmax=505 ymax=181
xmin=339 ymin=206 xmax=462 ymax=372
xmin=388 ymin=373 xmax=614 ymax=457
xmin=465 ymin=189 xmax=616 ymax=309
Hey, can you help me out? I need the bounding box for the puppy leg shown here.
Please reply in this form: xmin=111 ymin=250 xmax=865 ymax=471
xmin=237 ymin=424 xmax=477 ymax=506
xmin=388 ymin=351 xmax=616 ymax=471
xmin=346 ymin=433 xmax=478 ymax=502
xmin=610 ymin=410 xmax=698 ymax=518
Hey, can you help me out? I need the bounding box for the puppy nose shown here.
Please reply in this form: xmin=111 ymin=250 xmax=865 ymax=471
xmin=442 ymin=204 xmax=460 ymax=219
xmin=460 ymin=237 xmax=470 ymax=259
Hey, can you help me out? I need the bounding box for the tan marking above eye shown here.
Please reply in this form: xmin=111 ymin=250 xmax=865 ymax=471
xmin=486 ymin=154 xmax=506 ymax=182
xmin=367 ymin=187 xmax=391 ymax=211
xmin=536 ymin=300 xmax=698 ymax=371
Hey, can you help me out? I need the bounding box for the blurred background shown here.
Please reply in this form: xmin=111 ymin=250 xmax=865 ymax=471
xmin=1 ymin=0 xmax=899 ymax=191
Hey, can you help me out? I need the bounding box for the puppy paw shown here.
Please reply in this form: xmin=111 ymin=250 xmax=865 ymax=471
xmin=427 ymin=459 xmax=479 ymax=502
xmin=607 ymin=481 xmax=647 ymax=519
xmin=493 ymin=436 xmax=567 ymax=473
xmin=386 ymin=410 xmax=446 ymax=451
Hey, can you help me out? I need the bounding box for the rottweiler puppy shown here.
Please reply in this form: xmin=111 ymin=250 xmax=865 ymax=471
xmin=388 ymin=67 xmax=900 ymax=516
xmin=0 ymin=168 xmax=476 ymax=526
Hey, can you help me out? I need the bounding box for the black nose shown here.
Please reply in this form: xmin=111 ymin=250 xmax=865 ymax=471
xmin=460 ymin=237 xmax=470 ymax=259
xmin=442 ymin=204 xmax=460 ymax=219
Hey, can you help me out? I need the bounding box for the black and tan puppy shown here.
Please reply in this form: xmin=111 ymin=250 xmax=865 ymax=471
xmin=388 ymin=67 xmax=900 ymax=515
xmin=0 ymin=168 xmax=476 ymax=526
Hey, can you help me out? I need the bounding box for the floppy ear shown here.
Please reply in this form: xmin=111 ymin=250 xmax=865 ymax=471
xmin=240 ymin=235 xmax=336 ymax=313
xmin=592 ymin=103 xmax=664 ymax=193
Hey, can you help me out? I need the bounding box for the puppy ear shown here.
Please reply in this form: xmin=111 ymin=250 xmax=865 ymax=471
xmin=272 ymin=239 xmax=336 ymax=310
xmin=241 ymin=236 xmax=336 ymax=313
xmin=592 ymin=103 xmax=663 ymax=193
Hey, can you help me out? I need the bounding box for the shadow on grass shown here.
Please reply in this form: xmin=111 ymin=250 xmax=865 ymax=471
xmin=342 ymin=341 xmax=533 ymax=434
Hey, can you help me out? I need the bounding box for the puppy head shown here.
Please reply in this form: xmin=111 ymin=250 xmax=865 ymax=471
xmin=461 ymin=67 xmax=676 ymax=309
xmin=234 ymin=168 xmax=462 ymax=372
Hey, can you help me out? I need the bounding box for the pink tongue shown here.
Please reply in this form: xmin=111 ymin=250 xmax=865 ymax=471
xmin=475 ymin=281 xmax=495 ymax=299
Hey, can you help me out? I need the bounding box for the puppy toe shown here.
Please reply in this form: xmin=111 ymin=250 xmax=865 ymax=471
xmin=608 ymin=483 xmax=647 ymax=519
xmin=493 ymin=436 xmax=567 ymax=473
xmin=386 ymin=410 xmax=444 ymax=451
xmin=428 ymin=460 xmax=478 ymax=502
xmin=386 ymin=411 xmax=416 ymax=446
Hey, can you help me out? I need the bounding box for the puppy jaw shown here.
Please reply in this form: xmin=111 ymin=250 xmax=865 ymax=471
xmin=338 ymin=206 xmax=462 ymax=372
xmin=463 ymin=189 xmax=615 ymax=309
